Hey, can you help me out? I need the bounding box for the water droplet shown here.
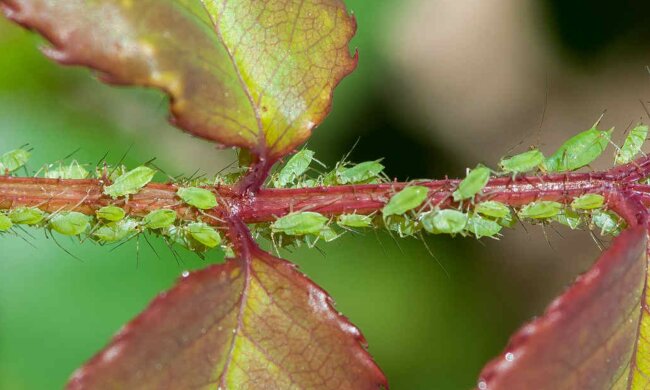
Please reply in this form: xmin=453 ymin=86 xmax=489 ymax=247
xmin=182 ymin=271 xmax=190 ymax=278
xmin=478 ymin=380 xmax=488 ymax=390
xmin=505 ymin=352 xmax=514 ymax=362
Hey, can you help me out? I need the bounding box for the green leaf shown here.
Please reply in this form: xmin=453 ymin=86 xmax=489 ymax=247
xmin=66 ymin=242 xmax=387 ymax=389
xmin=478 ymin=227 xmax=648 ymax=389
xmin=1 ymin=0 xmax=357 ymax=159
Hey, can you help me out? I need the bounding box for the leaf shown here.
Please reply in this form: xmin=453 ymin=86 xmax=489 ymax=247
xmin=0 ymin=0 xmax=357 ymax=159
xmin=67 ymin=239 xmax=386 ymax=389
xmin=477 ymin=227 xmax=648 ymax=390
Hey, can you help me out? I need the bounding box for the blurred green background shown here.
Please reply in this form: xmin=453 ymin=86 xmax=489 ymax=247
xmin=1 ymin=1 xmax=649 ymax=389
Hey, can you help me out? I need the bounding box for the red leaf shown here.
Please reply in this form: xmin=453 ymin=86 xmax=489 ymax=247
xmin=67 ymin=242 xmax=386 ymax=389
xmin=477 ymin=227 xmax=648 ymax=389
xmin=0 ymin=0 xmax=357 ymax=159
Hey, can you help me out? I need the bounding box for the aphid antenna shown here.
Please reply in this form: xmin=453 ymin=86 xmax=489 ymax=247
xmin=50 ymin=233 xmax=84 ymax=263
xmin=142 ymin=233 xmax=162 ymax=262
xmin=14 ymin=227 xmax=38 ymax=249
xmin=163 ymin=239 xmax=184 ymax=267
xmin=183 ymin=168 xmax=203 ymax=183
xmin=147 ymin=161 xmax=175 ymax=182
xmin=587 ymin=229 xmax=605 ymax=251
xmin=540 ymin=224 xmax=557 ymax=253
xmin=109 ymin=143 xmax=134 ymax=178
xmin=418 ymin=232 xmax=450 ymax=278
xmin=61 ymin=147 xmax=82 ymax=161
xmin=340 ymin=137 xmax=361 ymax=165
xmin=94 ymin=151 xmax=110 ymax=169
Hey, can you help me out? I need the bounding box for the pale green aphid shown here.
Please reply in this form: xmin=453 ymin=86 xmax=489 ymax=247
xmin=271 ymin=211 xmax=328 ymax=236
xmin=615 ymin=123 xmax=648 ymax=165
xmin=49 ymin=212 xmax=91 ymax=236
xmin=518 ymin=201 xmax=563 ymax=219
xmin=553 ymin=209 xmax=582 ymax=230
xmin=337 ymin=214 xmax=373 ymax=228
xmin=385 ymin=216 xmax=420 ymax=238
xmin=382 ymin=186 xmax=429 ymax=217
xmin=103 ymin=166 xmax=156 ymax=198
xmin=499 ymin=149 xmax=545 ymax=175
xmin=452 ymin=165 xmax=491 ymax=202
xmin=9 ymin=207 xmax=45 ymax=225
xmin=591 ymin=210 xmax=623 ymax=236
xmin=0 ymin=148 xmax=31 ymax=173
xmin=273 ymin=149 xmax=314 ymax=188
xmin=44 ymin=160 xmax=89 ymax=179
xmin=142 ymin=209 xmax=177 ymax=230
xmin=543 ymin=124 xmax=613 ymax=172
xmin=187 ymin=222 xmax=222 ymax=248
xmin=336 ymin=160 xmax=385 ymax=185
xmin=96 ymin=205 xmax=126 ymax=222
xmin=570 ymin=194 xmax=605 ymax=211
xmin=0 ymin=213 xmax=13 ymax=232
xmin=466 ymin=214 xmax=502 ymax=239
xmin=317 ymin=226 xmax=339 ymax=242
xmin=420 ymin=209 xmax=468 ymax=235
xmin=177 ymin=187 xmax=218 ymax=210
xmin=475 ymin=201 xmax=510 ymax=219
xmin=93 ymin=219 xmax=139 ymax=243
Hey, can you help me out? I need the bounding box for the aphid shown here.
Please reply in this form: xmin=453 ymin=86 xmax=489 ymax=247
xmin=95 ymin=164 xmax=127 ymax=181
xmin=499 ymin=149 xmax=545 ymax=176
xmin=96 ymin=205 xmax=126 ymax=222
xmin=187 ymin=222 xmax=222 ymax=248
xmin=518 ymin=201 xmax=563 ymax=220
xmin=48 ymin=212 xmax=91 ymax=236
xmin=542 ymin=122 xmax=613 ymax=172
xmin=591 ymin=210 xmax=624 ymax=236
xmin=44 ymin=160 xmax=89 ymax=179
xmin=177 ymin=187 xmax=218 ymax=210
xmin=273 ymin=149 xmax=314 ymax=188
xmin=384 ymin=216 xmax=420 ymax=238
xmin=0 ymin=147 xmax=31 ymax=173
xmin=474 ymin=201 xmax=511 ymax=219
xmin=0 ymin=213 xmax=13 ymax=232
xmin=452 ymin=165 xmax=491 ymax=202
xmin=553 ymin=209 xmax=582 ymax=230
xmin=142 ymin=209 xmax=177 ymax=230
xmin=466 ymin=213 xmax=502 ymax=239
xmin=382 ymin=186 xmax=429 ymax=217
xmin=93 ymin=219 xmax=139 ymax=243
xmin=337 ymin=214 xmax=373 ymax=228
xmin=615 ymin=123 xmax=648 ymax=164
xmin=103 ymin=166 xmax=156 ymax=198
xmin=336 ymin=160 xmax=385 ymax=185
xmin=570 ymin=194 xmax=605 ymax=211
xmin=271 ymin=211 xmax=328 ymax=236
xmin=9 ymin=207 xmax=45 ymax=225
xmin=420 ymin=209 xmax=468 ymax=235
xmin=316 ymin=226 xmax=340 ymax=242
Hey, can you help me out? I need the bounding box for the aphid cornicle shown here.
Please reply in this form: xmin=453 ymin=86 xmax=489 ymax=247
xmin=499 ymin=149 xmax=545 ymax=176
xmin=0 ymin=213 xmax=13 ymax=232
xmin=142 ymin=209 xmax=177 ymax=230
xmin=382 ymin=186 xmax=429 ymax=217
xmin=542 ymin=122 xmax=613 ymax=172
xmin=518 ymin=201 xmax=563 ymax=220
xmin=0 ymin=147 xmax=31 ymax=173
xmin=271 ymin=211 xmax=328 ymax=236
xmin=570 ymin=194 xmax=605 ymax=211
xmin=337 ymin=214 xmax=373 ymax=228
xmin=48 ymin=212 xmax=91 ymax=236
xmin=177 ymin=187 xmax=218 ymax=210
xmin=96 ymin=205 xmax=126 ymax=222
xmin=9 ymin=207 xmax=45 ymax=225
xmin=273 ymin=149 xmax=314 ymax=188
xmin=420 ymin=209 xmax=468 ymax=235
xmin=103 ymin=166 xmax=156 ymax=198
xmin=615 ymin=123 xmax=648 ymax=165
xmin=452 ymin=165 xmax=491 ymax=202
xmin=187 ymin=222 xmax=222 ymax=248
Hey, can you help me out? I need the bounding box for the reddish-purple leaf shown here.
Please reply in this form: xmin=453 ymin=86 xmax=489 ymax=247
xmin=477 ymin=227 xmax=648 ymax=389
xmin=0 ymin=0 xmax=357 ymax=159
xmin=67 ymin=243 xmax=386 ymax=389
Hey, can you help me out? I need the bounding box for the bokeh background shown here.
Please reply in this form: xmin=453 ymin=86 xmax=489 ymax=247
xmin=1 ymin=1 xmax=650 ymax=388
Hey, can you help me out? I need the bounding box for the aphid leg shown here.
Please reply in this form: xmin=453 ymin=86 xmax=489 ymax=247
xmin=418 ymin=232 xmax=450 ymax=278
xmin=540 ymin=224 xmax=557 ymax=253
xmin=50 ymin=233 xmax=84 ymax=262
xmin=109 ymin=143 xmax=133 ymax=178
xmin=143 ymin=233 xmax=161 ymax=261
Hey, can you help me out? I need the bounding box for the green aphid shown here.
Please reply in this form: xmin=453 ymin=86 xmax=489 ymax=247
xmin=103 ymin=166 xmax=156 ymax=198
xmin=44 ymin=161 xmax=89 ymax=179
xmin=187 ymin=222 xmax=221 ymax=248
xmin=271 ymin=211 xmax=328 ymax=236
xmin=49 ymin=212 xmax=91 ymax=236
xmin=274 ymin=149 xmax=314 ymax=188
xmin=385 ymin=215 xmax=420 ymax=238
xmin=570 ymin=194 xmax=605 ymax=211
xmin=95 ymin=164 xmax=127 ymax=181
xmin=163 ymin=225 xmax=191 ymax=249
xmin=9 ymin=207 xmax=45 ymax=225
xmin=177 ymin=187 xmax=218 ymax=210
xmin=337 ymin=214 xmax=373 ymax=228
xmin=452 ymin=165 xmax=491 ymax=202
xmin=498 ymin=212 xmax=517 ymax=228
xmin=553 ymin=209 xmax=582 ymax=230
xmin=420 ymin=209 xmax=468 ymax=235
xmin=93 ymin=219 xmax=139 ymax=243
xmin=317 ymin=226 xmax=340 ymax=242
xmin=96 ymin=205 xmax=126 ymax=222
xmin=615 ymin=123 xmax=648 ymax=165
xmin=591 ymin=210 xmax=624 ymax=236
xmin=518 ymin=201 xmax=563 ymax=219
xmin=543 ymin=123 xmax=613 ymax=172
xmin=142 ymin=209 xmax=177 ymax=230
xmin=499 ymin=149 xmax=545 ymax=175
xmin=382 ymin=186 xmax=429 ymax=217
xmin=475 ymin=201 xmax=511 ymax=219
xmin=336 ymin=160 xmax=385 ymax=185
xmin=466 ymin=214 xmax=503 ymax=239
xmin=0 ymin=213 xmax=13 ymax=232
xmin=0 ymin=148 xmax=31 ymax=173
